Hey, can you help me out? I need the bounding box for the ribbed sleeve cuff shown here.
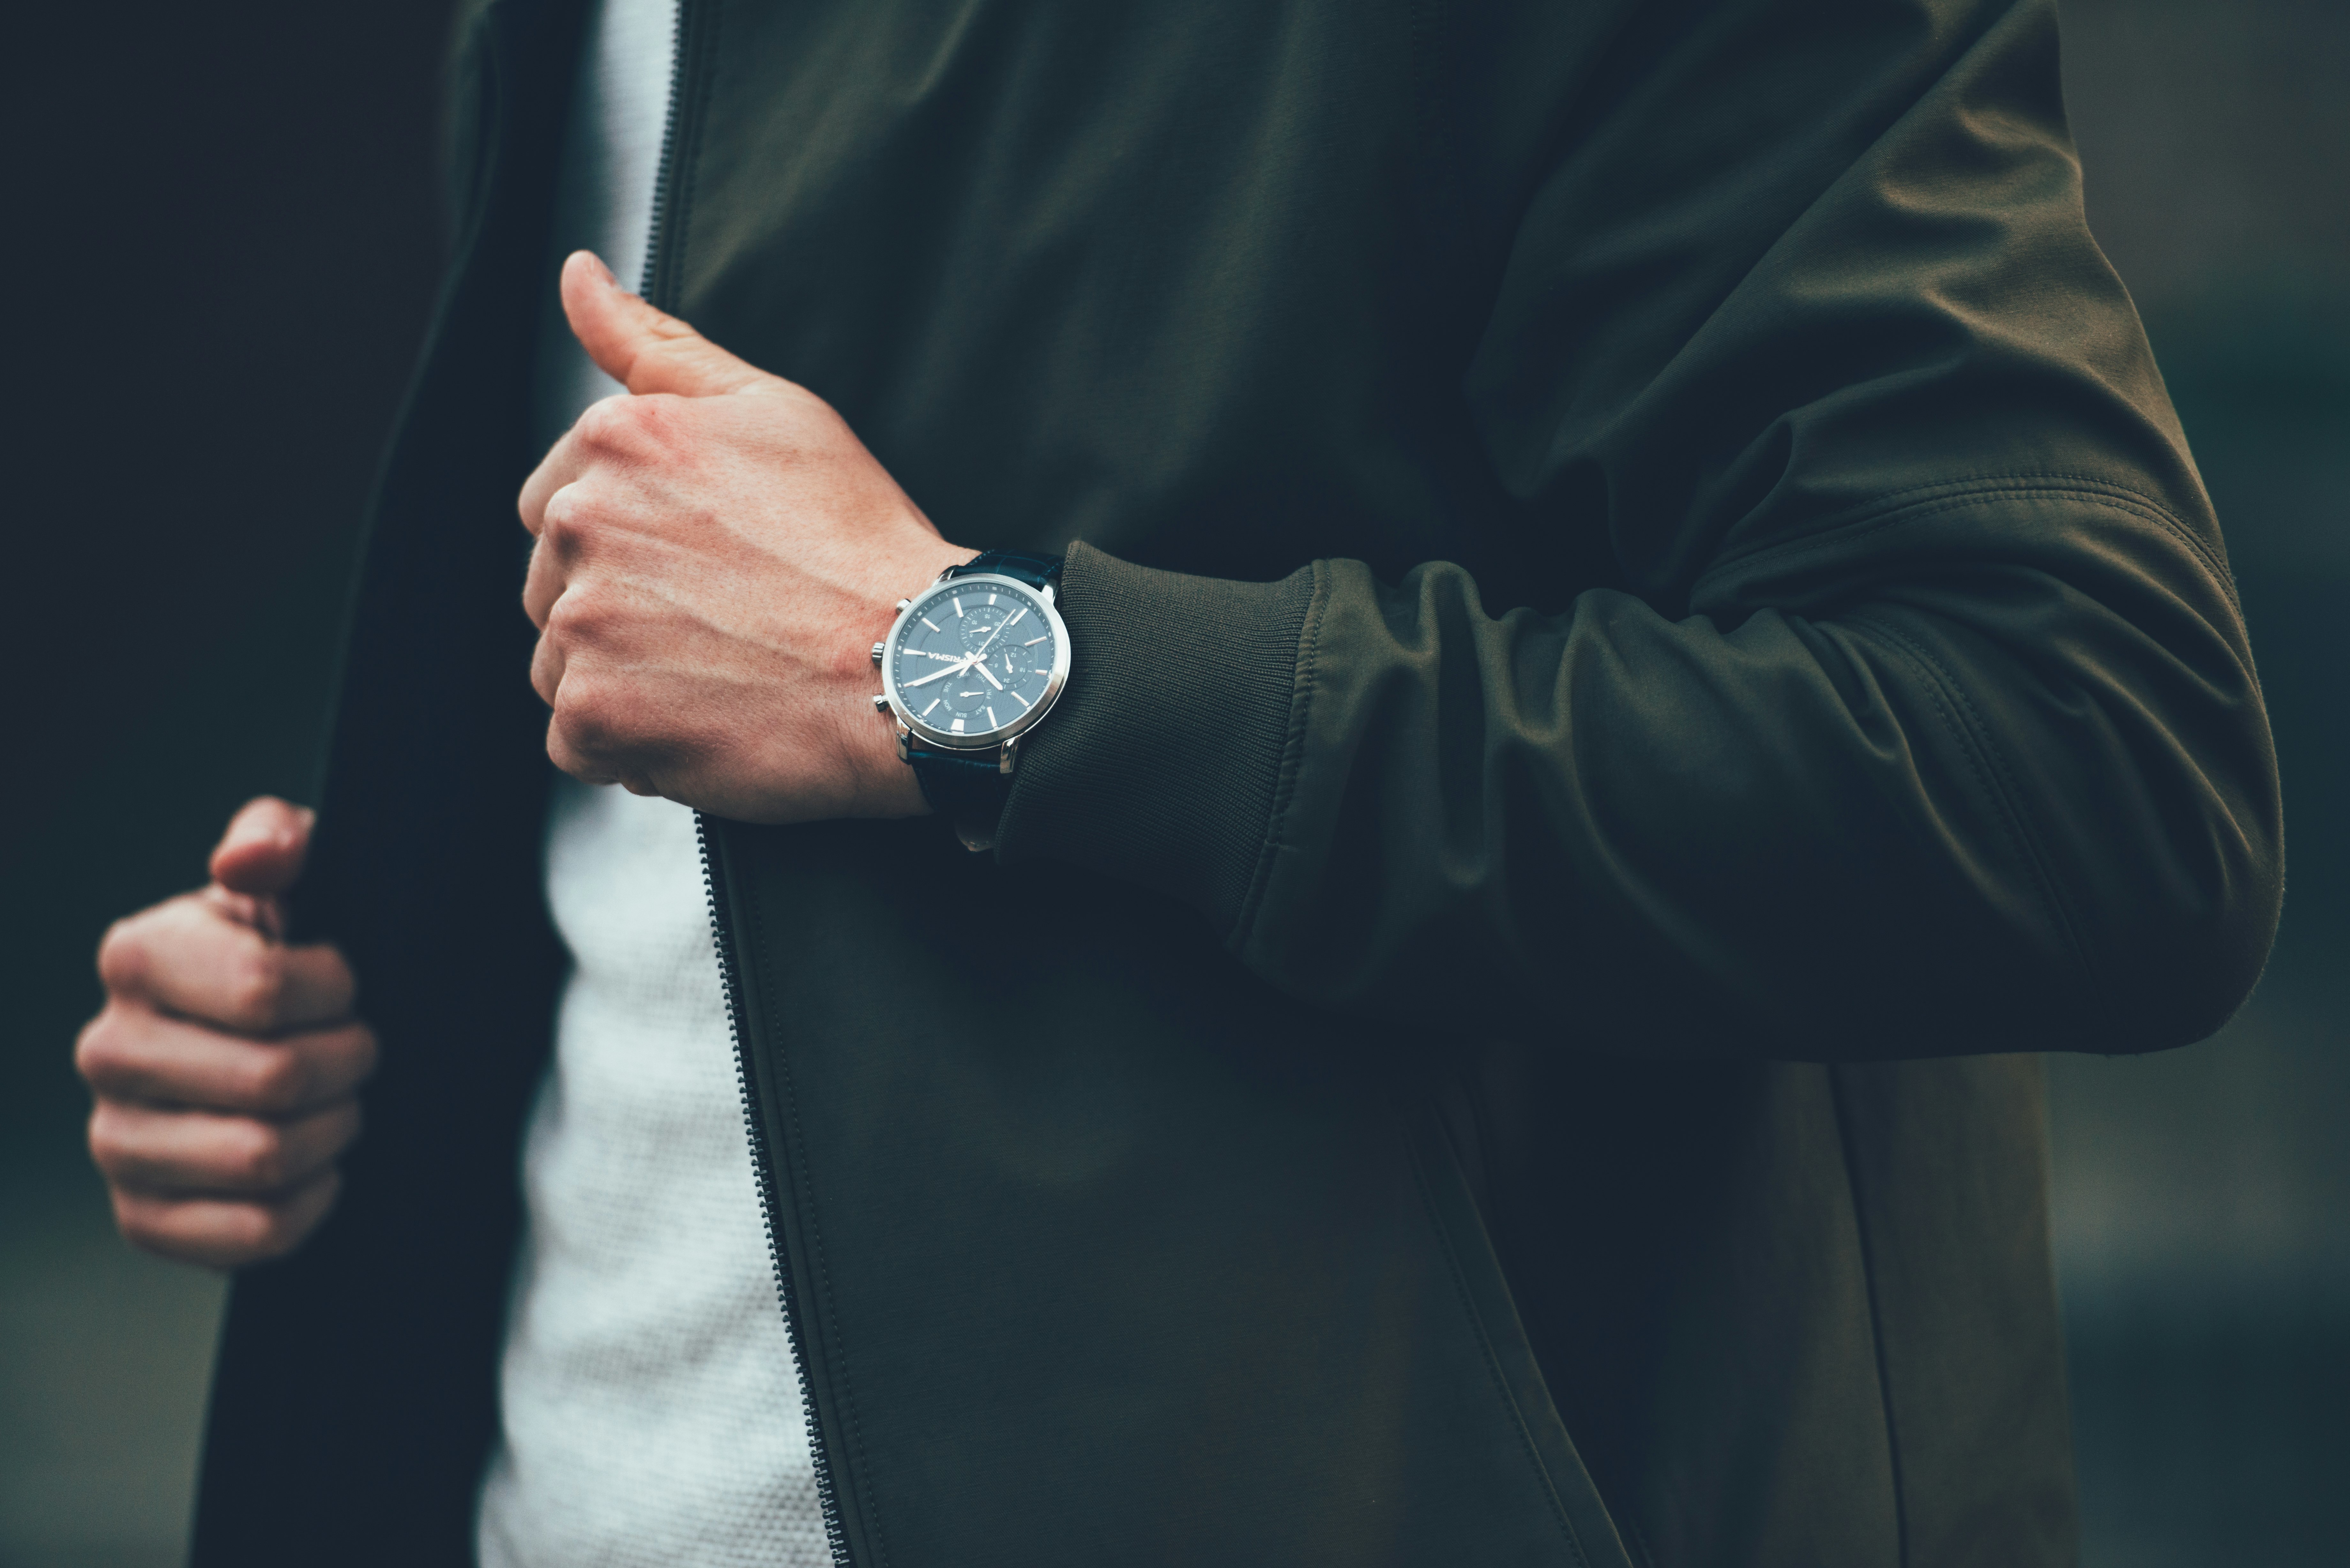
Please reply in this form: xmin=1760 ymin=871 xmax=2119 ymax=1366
xmin=993 ymin=541 xmax=1319 ymax=934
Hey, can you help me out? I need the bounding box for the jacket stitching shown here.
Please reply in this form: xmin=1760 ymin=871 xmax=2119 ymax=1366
xmin=1841 ymin=615 xmax=2100 ymax=1011
xmin=1235 ymin=561 xmax=1329 ymax=951
xmin=1399 ymin=1116 xmax=1595 ymax=1568
xmin=1703 ymin=475 xmax=2239 ymax=615
xmin=1826 ymin=1066 xmax=1911 ymax=1568
xmin=751 ymin=863 xmax=897 ymax=1568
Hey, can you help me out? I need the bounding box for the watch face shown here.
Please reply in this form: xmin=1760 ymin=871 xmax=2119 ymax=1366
xmin=884 ymin=572 xmax=1068 ymax=748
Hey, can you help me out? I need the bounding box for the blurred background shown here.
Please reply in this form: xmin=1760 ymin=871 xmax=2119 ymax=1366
xmin=0 ymin=1 xmax=2340 ymax=1564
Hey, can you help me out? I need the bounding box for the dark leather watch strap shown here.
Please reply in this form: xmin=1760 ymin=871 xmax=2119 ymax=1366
xmin=910 ymin=749 xmax=1012 ymax=850
xmin=952 ymin=548 xmax=1062 ymax=590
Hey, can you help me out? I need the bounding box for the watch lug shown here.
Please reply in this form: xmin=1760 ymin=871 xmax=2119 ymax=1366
xmin=1039 ymin=582 xmax=1056 ymax=605
xmin=998 ymin=734 xmax=1020 ymax=776
xmin=894 ymin=719 xmax=913 ymax=763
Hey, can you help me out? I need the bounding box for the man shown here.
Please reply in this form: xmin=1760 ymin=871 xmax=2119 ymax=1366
xmin=76 ymin=0 xmax=2280 ymax=1563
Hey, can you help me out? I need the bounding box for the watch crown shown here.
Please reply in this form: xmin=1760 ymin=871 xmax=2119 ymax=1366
xmin=894 ymin=598 xmax=914 ymax=613
xmin=872 ymin=693 xmax=892 ymax=712
xmin=871 ymin=641 xmax=886 ymax=665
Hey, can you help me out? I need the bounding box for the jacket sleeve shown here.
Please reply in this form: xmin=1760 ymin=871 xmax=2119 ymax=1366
xmin=992 ymin=0 xmax=2281 ymax=1061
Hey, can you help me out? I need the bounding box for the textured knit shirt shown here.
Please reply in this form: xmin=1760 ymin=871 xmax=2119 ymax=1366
xmin=474 ymin=0 xmax=828 ymax=1562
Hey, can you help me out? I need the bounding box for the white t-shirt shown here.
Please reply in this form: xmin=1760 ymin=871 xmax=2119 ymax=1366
xmin=474 ymin=2 xmax=829 ymax=1562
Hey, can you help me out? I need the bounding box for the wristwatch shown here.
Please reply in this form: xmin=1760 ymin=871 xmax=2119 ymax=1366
xmin=869 ymin=548 xmax=1069 ymax=851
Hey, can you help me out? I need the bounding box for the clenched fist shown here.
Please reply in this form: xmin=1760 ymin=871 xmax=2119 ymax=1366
xmin=520 ymin=250 xmax=974 ymax=822
xmin=77 ymin=797 xmax=374 ymax=1269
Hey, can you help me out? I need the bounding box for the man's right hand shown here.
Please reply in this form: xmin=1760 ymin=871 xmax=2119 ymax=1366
xmin=76 ymin=797 xmax=375 ymax=1269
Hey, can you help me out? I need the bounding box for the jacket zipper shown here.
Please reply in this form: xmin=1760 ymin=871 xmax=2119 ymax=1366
xmin=651 ymin=1 xmax=856 ymax=1560
xmin=696 ymin=815 xmax=854 ymax=1567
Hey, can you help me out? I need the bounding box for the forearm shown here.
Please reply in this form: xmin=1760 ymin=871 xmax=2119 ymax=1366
xmin=996 ymin=528 xmax=2276 ymax=1060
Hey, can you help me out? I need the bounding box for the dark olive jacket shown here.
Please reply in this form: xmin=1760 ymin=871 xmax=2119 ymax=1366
xmin=192 ymin=0 xmax=2281 ymax=1564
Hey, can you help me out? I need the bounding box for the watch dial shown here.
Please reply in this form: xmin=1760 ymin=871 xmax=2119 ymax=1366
xmin=887 ymin=577 xmax=1060 ymax=742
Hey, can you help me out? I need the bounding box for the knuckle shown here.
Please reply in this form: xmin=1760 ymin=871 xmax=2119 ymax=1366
xmin=226 ymin=1202 xmax=287 ymax=1259
xmin=574 ymin=397 xmax=624 ymax=444
xmin=554 ymin=681 xmax=627 ymax=756
xmin=540 ymin=484 xmax=591 ymax=547
xmin=575 ymin=396 xmax=652 ymax=456
xmin=96 ymin=916 xmax=149 ymax=992
xmin=245 ymin=1049 xmax=308 ymax=1114
xmin=229 ymin=1122 xmax=288 ymax=1189
xmin=86 ymin=1104 xmax=130 ymax=1173
xmin=227 ymin=953 xmax=288 ymax=1030
xmin=73 ymin=1010 xmax=125 ymax=1085
xmin=544 ymin=585 xmax=608 ymax=643
xmin=110 ymin=1189 xmax=158 ymax=1245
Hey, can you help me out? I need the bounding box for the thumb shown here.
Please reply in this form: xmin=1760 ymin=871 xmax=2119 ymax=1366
xmin=209 ymin=796 xmax=315 ymax=899
xmin=561 ymin=250 xmax=787 ymax=398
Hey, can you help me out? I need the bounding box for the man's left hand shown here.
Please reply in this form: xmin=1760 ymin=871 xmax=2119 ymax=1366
xmin=519 ymin=250 xmax=970 ymax=822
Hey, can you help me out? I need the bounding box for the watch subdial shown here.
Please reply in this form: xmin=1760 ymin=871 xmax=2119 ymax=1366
xmin=943 ymin=678 xmax=997 ymax=721
xmin=957 ymin=605 xmax=1011 ymax=652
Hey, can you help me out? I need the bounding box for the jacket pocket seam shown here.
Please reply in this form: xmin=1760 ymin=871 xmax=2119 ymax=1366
xmin=1826 ymin=1064 xmax=1911 ymax=1568
xmin=1399 ymin=1119 xmax=1596 ymax=1568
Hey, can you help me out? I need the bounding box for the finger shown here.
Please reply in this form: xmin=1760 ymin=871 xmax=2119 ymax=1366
xmin=99 ymin=898 xmax=357 ymax=1033
xmin=78 ymin=1006 xmax=378 ymax=1114
xmin=545 ymin=710 xmax=622 ymax=787
xmin=208 ymin=796 xmax=315 ymax=899
xmin=561 ymin=250 xmax=790 ymax=399
xmin=518 ymin=423 xmax=594 ymax=539
xmin=522 ymin=524 xmax=569 ymax=629
xmin=91 ymin=1097 xmax=361 ymax=1197
xmin=111 ymin=1170 xmax=342 ymax=1270
xmin=530 ymin=627 xmax=567 ymax=707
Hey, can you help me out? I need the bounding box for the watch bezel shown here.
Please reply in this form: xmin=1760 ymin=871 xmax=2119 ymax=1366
xmin=880 ymin=571 xmax=1070 ymax=752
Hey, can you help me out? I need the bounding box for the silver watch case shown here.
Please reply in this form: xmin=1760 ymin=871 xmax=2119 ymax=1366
xmin=877 ymin=570 xmax=1071 ymax=755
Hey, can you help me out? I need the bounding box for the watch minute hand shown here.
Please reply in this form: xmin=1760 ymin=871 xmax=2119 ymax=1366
xmin=902 ymin=657 xmax=977 ymax=688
